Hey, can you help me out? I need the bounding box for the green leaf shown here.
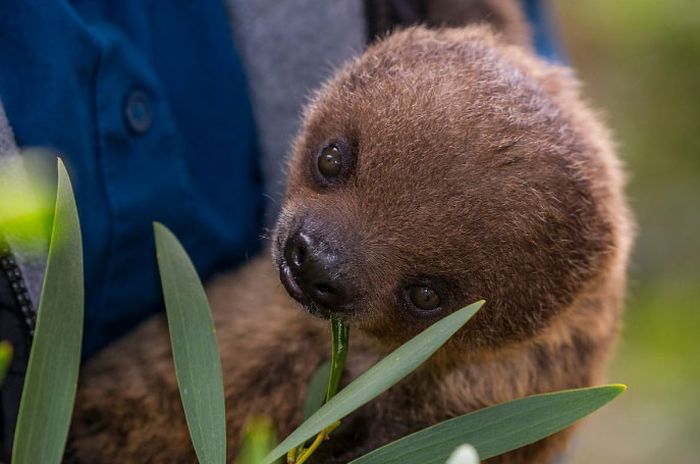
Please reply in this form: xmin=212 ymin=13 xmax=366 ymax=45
xmin=0 ymin=341 xmax=12 ymax=386
xmin=237 ymin=417 xmax=277 ymax=464
xmin=264 ymin=301 xmax=483 ymax=464
xmin=0 ymin=155 xmax=54 ymax=244
xmin=445 ymin=445 xmax=479 ymax=464
xmin=12 ymin=158 xmax=84 ymax=464
xmin=154 ymin=222 xmax=226 ymax=464
xmin=326 ymin=317 xmax=349 ymax=401
xmin=350 ymin=384 xmax=626 ymax=464
xmin=291 ymin=319 xmax=349 ymax=460
xmin=302 ymin=361 xmax=330 ymax=421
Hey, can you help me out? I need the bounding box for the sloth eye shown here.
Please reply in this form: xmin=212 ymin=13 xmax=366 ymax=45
xmin=317 ymin=144 xmax=343 ymax=178
xmin=312 ymin=139 xmax=355 ymax=188
xmin=407 ymin=285 xmax=441 ymax=311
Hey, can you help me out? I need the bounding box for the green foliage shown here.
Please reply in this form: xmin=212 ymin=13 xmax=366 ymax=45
xmin=302 ymin=361 xmax=330 ymax=420
xmin=12 ymin=159 xmax=83 ymax=464
xmin=263 ymin=301 xmax=483 ymax=464
xmin=0 ymin=155 xmax=54 ymax=244
xmin=0 ymin=341 xmax=12 ymax=386
xmin=350 ymin=385 xmax=626 ymax=464
xmin=289 ymin=317 xmax=350 ymax=463
xmin=326 ymin=317 xmax=349 ymax=401
xmin=237 ymin=418 xmax=276 ymax=464
xmin=154 ymin=222 xmax=227 ymax=464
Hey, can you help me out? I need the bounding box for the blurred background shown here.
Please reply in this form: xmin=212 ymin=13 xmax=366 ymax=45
xmin=554 ymin=1 xmax=700 ymax=462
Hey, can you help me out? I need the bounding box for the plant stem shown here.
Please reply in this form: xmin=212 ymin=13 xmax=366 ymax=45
xmin=287 ymin=317 xmax=349 ymax=463
xmin=327 ymin=317 xmax=349 ymax=401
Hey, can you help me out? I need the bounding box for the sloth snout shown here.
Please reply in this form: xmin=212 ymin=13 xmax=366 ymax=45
xmin=281 ymin=227 xmax=354 ymax=312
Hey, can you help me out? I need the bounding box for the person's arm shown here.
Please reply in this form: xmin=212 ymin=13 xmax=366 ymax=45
xmin=364 ymin=0 xmax=565 ymax=62
xmin=364 ymin=0 xmax=532 ymax=47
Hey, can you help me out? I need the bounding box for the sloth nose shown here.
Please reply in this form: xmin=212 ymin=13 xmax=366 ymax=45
xmin=284 ymin=229 xmax=350 ymax=309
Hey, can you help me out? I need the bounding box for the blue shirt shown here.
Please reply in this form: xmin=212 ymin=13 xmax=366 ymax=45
xmin=524 ymin=0 xmax=566 ymax=63
xmin=0 ymin=0 xmax=263 ymax=356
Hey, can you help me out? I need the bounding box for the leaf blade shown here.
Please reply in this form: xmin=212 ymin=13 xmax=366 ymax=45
xmin=350 ymin=384 xmax=626 ymax=464
xmin=237 ymin=417 xmax=276 ymax=464
xmin=12 ymin=158 xmax=84 ymax=464
xmin=326 ymin=317 xmax=349 ymax=401
xmin=154 ymin=222 xmax=227 ymax=464
xmin=302 ymin=361 xmax=330 ymax=421
xmin=264 ymin=301 xmax=483 ymax=464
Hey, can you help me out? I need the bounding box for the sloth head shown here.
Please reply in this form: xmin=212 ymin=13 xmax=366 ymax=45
xmin=273 ymin=26 xmax=622 ymax=350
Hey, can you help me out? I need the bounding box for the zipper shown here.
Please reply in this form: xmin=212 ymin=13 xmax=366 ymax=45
xmin=0 ymin=243 xmax=38 ymax=463
xmin=0 ymin=252 xmax=79 ymax=462
xmin=0 ymin=243 xmax=36 ymax=338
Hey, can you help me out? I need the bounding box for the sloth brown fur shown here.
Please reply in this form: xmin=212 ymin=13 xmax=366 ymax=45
xmin=70 ymin=25 xmax=633 ymax=464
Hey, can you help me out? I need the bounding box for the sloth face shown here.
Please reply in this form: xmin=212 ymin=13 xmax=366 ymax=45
xmin=273 ymin=28 xmax=615 ymax=349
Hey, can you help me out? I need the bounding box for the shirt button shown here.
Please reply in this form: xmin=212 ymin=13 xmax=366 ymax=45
xmin=123 ymin=90 xmax=153 ymax=134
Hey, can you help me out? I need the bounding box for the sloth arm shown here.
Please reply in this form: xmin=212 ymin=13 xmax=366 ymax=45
xmin=71 ymin=256 xmax=618 ymax=464
xmin=71 ymin=256 xmax=336 ymax=463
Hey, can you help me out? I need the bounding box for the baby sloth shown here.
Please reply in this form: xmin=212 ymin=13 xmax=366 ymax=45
xmin=71 ymin=26 xmax=633 ymax=464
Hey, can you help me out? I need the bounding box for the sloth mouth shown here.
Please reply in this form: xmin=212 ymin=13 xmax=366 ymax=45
xmin=278 ymin=259 xmax=332 ymax=319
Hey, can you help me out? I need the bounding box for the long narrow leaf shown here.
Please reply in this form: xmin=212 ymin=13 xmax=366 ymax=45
xmin=326 ymin=317 xmax=349 ymax=401
xmin=12 ymin=158 xmax=84 ymax=464
xmin=302 ymin=361 xmax=330 ymax=421
xmin=237 ymin=418 xmax=276 ymax=464
xmin=264 ymin=301 xmax=483 ymax=464
xmin=0 ymin=341 xmax=12 ymax=386
xmin=290 ymin=319 xmax=349 ymax=461
xmin=350 ymin=384 xmax=626 ymax=464
xmin=154 ymin=222 xmax=226 ymax=464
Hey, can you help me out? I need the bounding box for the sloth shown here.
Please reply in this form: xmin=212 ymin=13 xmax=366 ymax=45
xmin=70 ymin=25 xmax=633 ymax=464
